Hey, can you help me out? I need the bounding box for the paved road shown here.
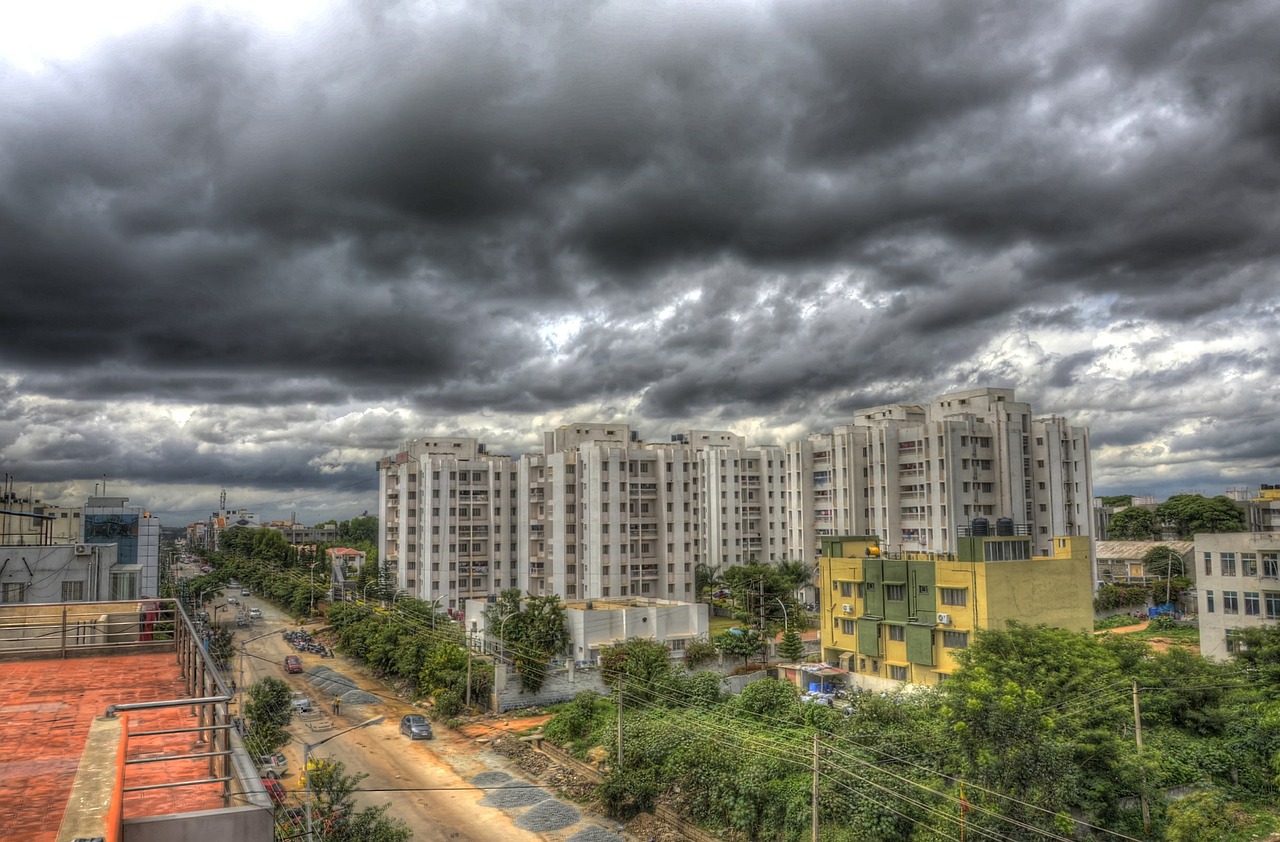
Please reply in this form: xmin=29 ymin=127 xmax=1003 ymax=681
xmin=230 ymin=590 xmax=547 ymax=842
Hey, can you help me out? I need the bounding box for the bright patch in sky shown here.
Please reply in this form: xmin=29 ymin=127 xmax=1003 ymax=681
xmin=0 ymin=0 xmax=328 ymax=72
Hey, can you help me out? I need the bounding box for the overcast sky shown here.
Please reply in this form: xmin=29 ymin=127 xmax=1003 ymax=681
xmin=2 ymin=0 xmax=1277 ymax=526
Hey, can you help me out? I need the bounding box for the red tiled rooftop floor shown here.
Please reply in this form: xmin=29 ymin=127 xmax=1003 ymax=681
xmin=0 ymin=652 xmax=227 ymax=842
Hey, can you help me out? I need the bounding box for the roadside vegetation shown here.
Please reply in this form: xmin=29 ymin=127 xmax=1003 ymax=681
xmin=542 ymin=622 xmax=1280 ymax=841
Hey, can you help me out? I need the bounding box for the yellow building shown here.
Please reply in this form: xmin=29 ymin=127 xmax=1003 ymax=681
xmin=819 ymin=533 xmax=1092 ymax=689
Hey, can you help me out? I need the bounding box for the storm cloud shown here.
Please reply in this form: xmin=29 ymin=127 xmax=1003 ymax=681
xmin=1 ymin=0 xmax=1277 ymax=522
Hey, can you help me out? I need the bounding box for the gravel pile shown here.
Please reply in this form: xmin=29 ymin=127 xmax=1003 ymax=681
xmin=514 ymin=799 xmax=580 ymax=832
xmin=305 ymin=667 xmax=379 ymax=705
xmin=566 ymin=827 xmax=625 ymax=842
xmin=480 ymin=782 xmax=552 ymax=809
xmin=470 ymin=771 xmax=512 ymax=788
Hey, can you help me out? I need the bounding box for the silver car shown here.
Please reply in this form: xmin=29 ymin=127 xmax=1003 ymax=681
xmin=399 ymin=714 xmax=433 ymax=740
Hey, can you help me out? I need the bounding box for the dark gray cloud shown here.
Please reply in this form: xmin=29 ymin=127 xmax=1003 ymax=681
xmin=1 ymin=0 xmax=1278 ymax=523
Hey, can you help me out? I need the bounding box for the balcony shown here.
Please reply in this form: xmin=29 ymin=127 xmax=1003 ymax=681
xmin=629 ymin=483 xmax=659 ymax=497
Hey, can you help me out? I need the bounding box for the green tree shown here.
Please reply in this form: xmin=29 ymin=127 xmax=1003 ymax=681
xmin=777 ymin=629 xmax=806 ymax=662
xmin=722 ymin=561 xmax=798 ymax=631
xmin=1107 ymin=506 xmax=1159 ymax=540
xmin=600 ymin=638 xmax=672 ymax=704
xmin=1100 ymin=494 xmax=1134 ymax=507
xmin=940 ymin=623 xmax=1134 ymax=824
xmin=251 ymin=528 xmax=289 ymax=566
xmin=483 ymin=590 xmax=569 ymax=693
xmin=694 ymin=562 xmax=724 ymax=602
xmin=303 ymin=757 xmax=412 ymax=842
xmin=714 ymin=628 xmax=762 ymax=667
xmin=1156 ymin=494 xmax=1246 ymax=538
xmin=243 ymin=677 xmax=293 ymax=753
xmin=682 ymin=640 xmax=718 ymax=670
xmin=338 ymin=516 xmax=378 ymax=546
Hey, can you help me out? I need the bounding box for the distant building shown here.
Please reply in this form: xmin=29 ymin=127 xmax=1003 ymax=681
xmin=1196 ymin=532 xmax=1280 ymax=661
xmin=1246 ymin=485 xmax=1280 ymax=533
xmin=1095 ymin=540 xmax=1194 ymax=589
xmin=327 ymin=547 xmax=367 ymax=601
xmin=275 ymin=522 xmax=340 ymax=545
xmin=789 ymin=388 xmax=1093 ymax=564
xmin=378 ymin=437 xmax=518 ymax=613
xmin=818 ymin=533 xmax=1093 ymax=692
xmin=82 ymin=496 xmax=161 ymax=598
xmin=464 ymin=596 xmax=709 ymax=666
xmin=0 ymin=543 xmax=121 ymax=603
xmin=376 ymin=387 xmax=1093 ymax=612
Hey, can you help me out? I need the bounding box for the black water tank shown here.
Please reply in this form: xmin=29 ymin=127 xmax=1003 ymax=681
xmin=970 ymin=517 xmax=990 ymax=536
xmin=996 ymin=517 xmax=1014 ymax=536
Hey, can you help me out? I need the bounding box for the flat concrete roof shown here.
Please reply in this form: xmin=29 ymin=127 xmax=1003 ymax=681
xmin=0 ymin=652 xmax=226 ymax=841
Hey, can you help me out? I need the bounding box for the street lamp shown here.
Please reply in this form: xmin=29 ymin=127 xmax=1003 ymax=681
xmin=309 ymin=561 xmax=319 ymax=618
xmin=212 ymin=602 xmax=228 ymax=627
xmin=428 ymin=594 xmax=445 ymax=630
xmin=497 ymin=611 xmax=517 ymax=662
xmin=304 ymin=716 xmax=385 ymax=842
xmin=773 ymin=596 xmax=790 ymax=632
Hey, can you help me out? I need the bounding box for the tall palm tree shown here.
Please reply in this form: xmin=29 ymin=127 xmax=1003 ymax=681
xmin=776 ymin=559 xmax=817 ymax=603
xmin=694 ymin=562 xmax=724 ymax=603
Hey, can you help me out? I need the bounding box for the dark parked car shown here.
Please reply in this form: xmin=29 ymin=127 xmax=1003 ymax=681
xmin=284 ymin=655 xmax=303 ymax=674
xmin=399 ymin=714 xmax=433 ymax=740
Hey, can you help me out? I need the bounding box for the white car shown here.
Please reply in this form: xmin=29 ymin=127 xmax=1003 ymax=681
xmin=249 ymin=607 xmax=262 ymax=619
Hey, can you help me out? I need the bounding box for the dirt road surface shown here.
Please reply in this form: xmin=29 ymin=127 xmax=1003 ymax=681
xmin=232 ymin=591 xmax=621 ymax=841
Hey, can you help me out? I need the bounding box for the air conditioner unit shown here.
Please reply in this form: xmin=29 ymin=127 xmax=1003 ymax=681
xmin=842 ymin=604 xmax=852 ymax=614
xmin=74 ymin=543 xmax=92 ymax=556
xmin=936 ymin=613 xmax=951 ymax=625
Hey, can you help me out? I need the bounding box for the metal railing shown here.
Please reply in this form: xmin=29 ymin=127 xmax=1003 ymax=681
xmin=0 ymin=598 xmax=243 ymax=811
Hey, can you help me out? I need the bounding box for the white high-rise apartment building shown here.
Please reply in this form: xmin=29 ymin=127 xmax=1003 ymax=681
xmin=377 ymin=437 xmax=517 ymax=611
xmin=516 ymin=425 xmax=790 ymax=602
xmin=377 ymin=387 xmax=1092 ymax=609
xmin=786 ymin=387 xmax=1092 ymax=562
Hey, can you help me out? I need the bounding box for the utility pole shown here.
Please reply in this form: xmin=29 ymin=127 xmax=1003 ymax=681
xmin=1133 ymin=679 xmax=1150 ymax=833
xmin=616 ymin=682 xmax=624 ymax=771
xmin=811 ymin=731 xmax=820 ymax=842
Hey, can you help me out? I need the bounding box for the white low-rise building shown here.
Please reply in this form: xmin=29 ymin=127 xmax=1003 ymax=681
xmin=465 ymin=596 xmax=708 ymax=666
xmin=0 ymin=543 xmax=121 ymax=604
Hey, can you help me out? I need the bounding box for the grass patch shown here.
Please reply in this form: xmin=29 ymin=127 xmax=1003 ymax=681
xmin=709 ymin=615 xmax=739 ymax=635
xmin=1095 ymin=615 xmax=1141 ymax=630
xmin=1131 ymin=624 xmax=1200 ymax=645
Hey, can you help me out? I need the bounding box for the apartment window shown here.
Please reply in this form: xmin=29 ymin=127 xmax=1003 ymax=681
xmin=1 ymin=583 xmax=26 ymax=603
xmin=839 ymin=581 xmax=854 ymax=598
xmin=61 ymin=581 xmax=86 ymax=601
xmin=889 ymin=665 xmax=908 ymax=681
xmin=1221 ymin=553 xmax=1237 ymax=576
xmin=943 ymin=631 xmax=969 ymax=649
xmin=1243 ymin=553 xmax=1258 ymax=576
xmin=1223 ymin=591 xmax=1238 ymax=614
xmin=1204 ymin=552 xmax=1213 ymax=576
xmin=840 ymin=618 xmax=856 ymax=634
xmin=1244 ymin=592 xmax=1260 ymax=616
xmin=939 ymin=588 xmax=967 ymax=607
xmin=888 ymin=625 xmax=905 ymax=642
xmin=885 ymin=584 xmax=905 ymax=602
xmin=1263 ymin=553 xmax=1280 ymax=578
xmin=1265 ymin=592 xmax=1280 ymax=619
xmin=110 ymin=571 xmax=138 ymax=601
xmin=1206 ymin=590 xmax=1214 ymax=612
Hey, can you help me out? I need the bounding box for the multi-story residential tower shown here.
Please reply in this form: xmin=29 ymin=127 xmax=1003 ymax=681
xmin=789 ymin=388 xmax=1092 ymax=564
xmin=515 ymin=425 xmax=789 ymax=602
xmin=377 ymin=437 xmax=517 ymax=612
xmin=379 ymin=388 xmax=1092 ymax=607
